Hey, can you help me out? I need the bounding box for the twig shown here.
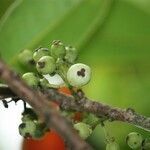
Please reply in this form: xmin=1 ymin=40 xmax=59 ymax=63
xmin=0 ymin=59 xmax=92 ymax=150
xmin=1 ymin=86 xmax=150 ymax=132
xmin=45 ymin=89 xmax=150 ymax=132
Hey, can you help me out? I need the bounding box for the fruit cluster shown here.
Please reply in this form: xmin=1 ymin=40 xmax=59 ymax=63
xmin=19 ymin=40 xmax=91 ymax=89
xmin=18 ymin=40 xmax=93 ymax=140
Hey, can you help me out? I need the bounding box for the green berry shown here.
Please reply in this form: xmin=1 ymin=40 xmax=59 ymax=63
xmin=65 ymin=46 xmax=78 ymax=64
xmin=142 ymin=138 xmax=150 ymax=150
xmin=33 ymin=47 xmax=49 ymax=62
xmin=67 ymin=63 xmax=91 ymax=87
xmin=19 ymin=119 xmax=48 ymax=139
xmin=19 ymin=121 xmax=37 ymax=139
xmin=50 ymin=40 xmax=66 ymax=59
xmin=22 ymin=72 xmax=39 ymax=88
xmin=74 ymin=122 xmax=92 ymax=139
xmin=36 ymin=56 xmax=56 ymax=75
xmin=18 ymin=49 xmax=34 ymax=65
xmin=106 ymin=141 xmax=120 ymax=150
xmin=126 ymin=132 xmax=143 ymax=149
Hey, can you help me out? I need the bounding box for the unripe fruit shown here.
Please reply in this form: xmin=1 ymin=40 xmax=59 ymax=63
xmin=36 ymin=56 xmax=56 ymax=75
xmin=67 ymin=63 xmax=91 ymax=87
xmin=74 ymin=122 xmax=92 ymax=139
xmin=65 ymin=46 xmax=78 ymax=64
xmin=19 ymin=121 xmax=37 ymax=139
xmin=33 ymin=47 xmax=49 ymax=62
xmin=22 ymin=72 xmax=39 ymax=88
xmin=126 ymin=132 xmax=143 ymax=149
xmin=18 ymin=49 xmax=34 ymax=65
xmin=50 ymin=40 xmax=66 ymax=59
xmin=142 ymin=138 xmax=150 ymax=150
xmin=106 ymin=141 xmax=120 ymax=150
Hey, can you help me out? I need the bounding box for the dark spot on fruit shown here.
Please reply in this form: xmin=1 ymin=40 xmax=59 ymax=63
xmin=20 ymin=123 xmax=26 ymax=129
xmin=77 ymin=68 xmax=85 ymax=77
xmin=38 ymin=61 xmax=45 ymax=68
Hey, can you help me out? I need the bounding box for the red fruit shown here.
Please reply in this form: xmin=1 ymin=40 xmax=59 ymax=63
xmin=22 ymin=131 xmax=65 ymax=150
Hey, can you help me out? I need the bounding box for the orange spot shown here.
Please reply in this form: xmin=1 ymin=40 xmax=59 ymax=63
xmin=58 ymin=87 xmax=71 ymax=95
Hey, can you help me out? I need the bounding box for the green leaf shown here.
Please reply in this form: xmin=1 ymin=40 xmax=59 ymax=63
xmin=0 ymin=0 xmax=113 ymax=64
xmin=0 ymin=0 xmax=15 ymax=18
xmin=0 ymin=0 xmax=82 ymax=60
xmin=123 ymin=0 xmax=150 ymax=14
xmin=79 ymin=0 xmax=150 ymax=63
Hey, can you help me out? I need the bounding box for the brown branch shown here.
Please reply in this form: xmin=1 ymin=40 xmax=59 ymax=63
xmin=45 ymin=89 xmax=150 ymax=132
xmin=1 ymin=85 xmax=150 ymax=132
xmin=0 ymin=59 xmax=92 ymax=150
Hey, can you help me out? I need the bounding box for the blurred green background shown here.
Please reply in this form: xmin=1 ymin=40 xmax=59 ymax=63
xmin=0 ymin=0 xmax=150 ymax=149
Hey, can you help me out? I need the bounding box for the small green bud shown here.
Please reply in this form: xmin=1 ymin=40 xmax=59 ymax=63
xmin=67 ymin=63 xmax=91 ymax=87
xmin=126 ymin=132 xmax=143 ymax=149
xmin=18 ymin=49 xmax=34 ymax=65
xmin=36 ymin=56 xmax=56 ymax=75
xmin=65 ymin=46 xmax=78 ymax=64
xmin=19 ymin=121 xmax=36 ymax=139
xmin=142 ymin=138 xmax=150 ymax=150
xmin=50 ymin=40 xmax=66 ymax=59
xmin=33 ymin=47 xmax=49 ymax=62
xmin=74 ymin=122 xmax=92 ymax=139
xmin=22 ymin=72 xmax=39 ymax=88
xmin=106 ymin=141 xmax=120 ymax=150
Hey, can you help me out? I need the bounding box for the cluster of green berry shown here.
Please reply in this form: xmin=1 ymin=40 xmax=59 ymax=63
xmin=18 ymin=40 xmax=93 ymax=140
xmin=104 ymin=131 xmax=150 ymax=150
xmin=19 ymin=108 xmax=49 ymax=139
xmin=19 ymin=40 xmax=91 ymax=89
